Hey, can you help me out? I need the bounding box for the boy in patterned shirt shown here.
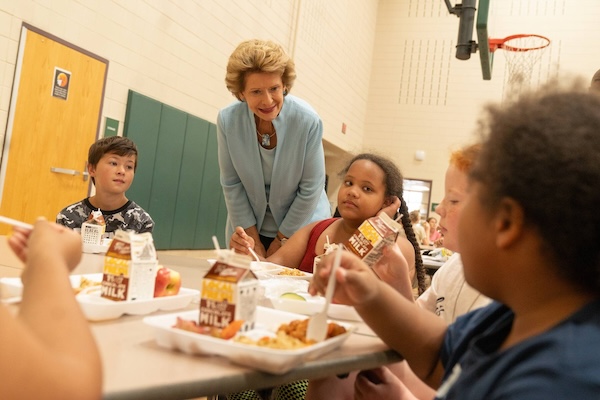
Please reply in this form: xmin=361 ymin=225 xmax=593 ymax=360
xmin=56 ymin=136 xmax=154 ymax=236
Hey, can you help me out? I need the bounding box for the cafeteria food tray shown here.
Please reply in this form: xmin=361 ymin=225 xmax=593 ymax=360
xmin=0 ymin=274 xmax=199 ymax=321
xmin=251 ymin=262 xmax=313 ymax=281
xmin=0 ymin=274 xmax=106 ymax=297
xmin=208 ymin=259 xmax=313 ymax=281
xmin=259 ymin=279 xmax=363 ymax=322
xmin=143 ymin=306 xmax=355 ymax=374
xmin=269 ymin=293 xmax=362 ymax=322
xmin=76 ymin=287 xmax=198 ymax=321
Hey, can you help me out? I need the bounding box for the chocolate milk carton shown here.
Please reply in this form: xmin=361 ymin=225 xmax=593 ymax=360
xmin=199 ymin=251 xmax=259 ymax=333
xmin=345 ymin=213 xmax=404 ymax=267
xmin=81 ymin=209 xmax=105 ymax=246
xmin=100 ymin=230 xmax=158 ymax=301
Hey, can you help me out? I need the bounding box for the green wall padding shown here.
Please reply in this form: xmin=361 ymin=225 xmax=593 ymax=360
xmin=171 ymin=117 xmax=210 ymax=248
xmin=123 ymin=90 xmax=226 ymax=250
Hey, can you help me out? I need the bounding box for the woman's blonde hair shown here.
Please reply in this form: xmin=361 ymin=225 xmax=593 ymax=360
xmin=225 ymin=39 xmax=296 ymax=101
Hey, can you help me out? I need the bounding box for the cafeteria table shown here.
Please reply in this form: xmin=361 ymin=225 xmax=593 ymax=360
xmin=421 ymin=255 xmax=445 ymax=276
xmin=1 ymin=250 xmax=403 ymax=400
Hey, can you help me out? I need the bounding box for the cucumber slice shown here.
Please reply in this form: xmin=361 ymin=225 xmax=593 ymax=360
xmin=279 ymin=292 xmax=306 ymax=301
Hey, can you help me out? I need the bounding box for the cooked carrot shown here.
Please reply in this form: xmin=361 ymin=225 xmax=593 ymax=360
xmin=220 ymin=320 xmax=244 ymax=339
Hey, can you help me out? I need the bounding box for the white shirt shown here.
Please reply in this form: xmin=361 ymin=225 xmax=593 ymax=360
xmin=412 ymin=223 xmax=427 ymax=245
xmin=417 ymin=253 xmax=491 ymax=324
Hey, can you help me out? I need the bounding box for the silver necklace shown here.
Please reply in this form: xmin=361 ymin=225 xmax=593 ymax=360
xmin=257 ymin=128 xmax=276 ymax=147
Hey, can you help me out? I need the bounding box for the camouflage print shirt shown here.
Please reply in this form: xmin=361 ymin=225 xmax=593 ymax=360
xmin=56 ymin=198 xmax=154 ymax=236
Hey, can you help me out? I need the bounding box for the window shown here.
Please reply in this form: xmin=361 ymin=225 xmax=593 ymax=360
xmin=403 ymin=178 xmax=432 ymax=218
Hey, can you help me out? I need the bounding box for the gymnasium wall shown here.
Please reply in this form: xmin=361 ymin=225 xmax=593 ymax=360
xmin=1 ymin=0 xmax=599 ymax=209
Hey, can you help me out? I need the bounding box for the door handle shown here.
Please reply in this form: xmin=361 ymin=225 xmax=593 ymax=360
xmin=82 ymin=161 xmax=89 ymax=182
xmin=51 ymin=167 xmax=80 ymax=176
xmin=51 ymin=162 xmax=89 ymax=182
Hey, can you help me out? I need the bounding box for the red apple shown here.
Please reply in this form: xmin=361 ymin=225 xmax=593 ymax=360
xmin=154 ymin=266 xmax=182 ymax=297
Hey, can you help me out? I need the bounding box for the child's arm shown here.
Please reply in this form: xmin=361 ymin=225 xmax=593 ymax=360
xmin=310 ymin=251 xmax=447 ymax=388
xmin=372 ymin=237 xmax=416 ymax=300
xmin=266 ymin=221 xmax=318 ymax=268
xmin=1 ymin=221 xmax=102 ymax=400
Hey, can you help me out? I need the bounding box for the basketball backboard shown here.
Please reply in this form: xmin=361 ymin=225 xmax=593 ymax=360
xmin=445 ymin=0 xmax=493 ymax=80
xmin=476 ymin=0 xmax=493 ymax=80
xmin=448 ymin=0 xmax=551 ymax=84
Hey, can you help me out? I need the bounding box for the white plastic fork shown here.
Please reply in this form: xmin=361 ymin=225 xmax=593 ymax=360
xmin=0 ymin=215 xmax=33 ymax=230
xmin=247 ymin=247 xmax=261 ymax=263
xmin=306 ymin=245 xmax=342 ymax=342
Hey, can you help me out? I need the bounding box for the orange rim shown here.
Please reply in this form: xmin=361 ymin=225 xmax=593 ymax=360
xmin=489 ymin=34 xmax=551 ymax=53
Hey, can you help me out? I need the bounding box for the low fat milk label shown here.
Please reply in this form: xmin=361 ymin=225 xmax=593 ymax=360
xmin=103 ymin=256 xmax=130 ymax=276
xmin=200 ymin=282 xmax=259 ymax=329
xmin=201 ymin=279 xmax=235 ymax=303
xmin=345 ymin=214 xmax=400 ymax=267
xmin=101 ymin=273 xmax=129 ymax=301
xmin=348 ymin=225 xmax=376 ymax=257
xmin=199 ymin=257 xmax=259 ymax=331
xmin=200 ymin=297 xmax=235 ymax=328
xmin=101 ymin=230 xmax=157 ymax=302
xmin=101 ymin=236 xmax=132 ymax=301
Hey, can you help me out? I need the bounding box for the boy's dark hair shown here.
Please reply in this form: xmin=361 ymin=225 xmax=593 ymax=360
xmin=471 ymin=79 xmax=600 ymax=294
xmin=340 ymin=153 xmax=427 ymax=294
xmin=88 ymin=136 xmax=138 ymax=185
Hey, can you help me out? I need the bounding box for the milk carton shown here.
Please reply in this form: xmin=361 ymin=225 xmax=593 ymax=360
xmin=345 ymin=213 xmax=404 ymax=267
xmin=81 ymin=209 xmax=105 ymax=246
xmin=199 ymin=251 xmax=259 ymax=333
xmin=100 ymin=230 xmax=158 ymax=301
xmin=313 ymin=241 xmax=341 ymax=272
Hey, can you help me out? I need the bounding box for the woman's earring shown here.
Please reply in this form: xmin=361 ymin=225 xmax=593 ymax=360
xmin=283 ymin=89 xmax=288 ymax=96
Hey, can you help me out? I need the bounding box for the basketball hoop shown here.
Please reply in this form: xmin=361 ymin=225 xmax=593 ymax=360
xmin=488 ymin=34 xmax=551 ymax=91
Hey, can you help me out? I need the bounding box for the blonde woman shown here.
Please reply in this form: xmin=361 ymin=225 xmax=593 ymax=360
xmin=218 ymin=39 xmax=331 ymax=257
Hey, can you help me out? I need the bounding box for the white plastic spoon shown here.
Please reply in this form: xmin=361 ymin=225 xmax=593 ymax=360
xmin=306 ymin=245 xmax=342 ymax=342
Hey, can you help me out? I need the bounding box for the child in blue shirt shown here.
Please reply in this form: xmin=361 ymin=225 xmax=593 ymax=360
xmin=311 ymin=80 xmax=600 ymax=399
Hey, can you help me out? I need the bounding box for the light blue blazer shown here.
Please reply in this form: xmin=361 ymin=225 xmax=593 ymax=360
xmin=217 ymin=95 xmax=332 ymax=242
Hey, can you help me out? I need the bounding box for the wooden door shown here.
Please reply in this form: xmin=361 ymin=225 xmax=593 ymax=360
xmin=0 ymin=25 xmax=107 ymax=234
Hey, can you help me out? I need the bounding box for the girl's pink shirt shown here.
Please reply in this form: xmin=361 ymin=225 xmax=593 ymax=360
xmin=430 ymin=229 xmax=442 ymax=242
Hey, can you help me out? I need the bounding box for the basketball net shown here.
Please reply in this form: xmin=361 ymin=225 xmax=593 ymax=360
xmin=490 ymin=35 xmax=551 ymax=96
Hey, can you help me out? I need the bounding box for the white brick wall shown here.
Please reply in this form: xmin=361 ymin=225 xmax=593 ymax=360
xmin=0 ymin=0 xmax=599 ymax=208
xmin=367 ymin=0 xmax=600 ymax=208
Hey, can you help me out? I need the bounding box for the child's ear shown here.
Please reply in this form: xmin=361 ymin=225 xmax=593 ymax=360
xmin=494 ymin=197 xmax=525 ymax=249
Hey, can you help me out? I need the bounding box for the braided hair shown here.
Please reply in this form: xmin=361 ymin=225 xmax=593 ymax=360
xmin=398 ymin=195 xmax=427 ymax=295
xmin=341 ymin=153 xmax=427 ymax=294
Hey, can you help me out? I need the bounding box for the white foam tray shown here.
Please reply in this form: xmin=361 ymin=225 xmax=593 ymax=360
xmin=0 ymin=274 xmax=198 ymax=321
xmin=143 ymin=306 xmax=355 ymax=374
